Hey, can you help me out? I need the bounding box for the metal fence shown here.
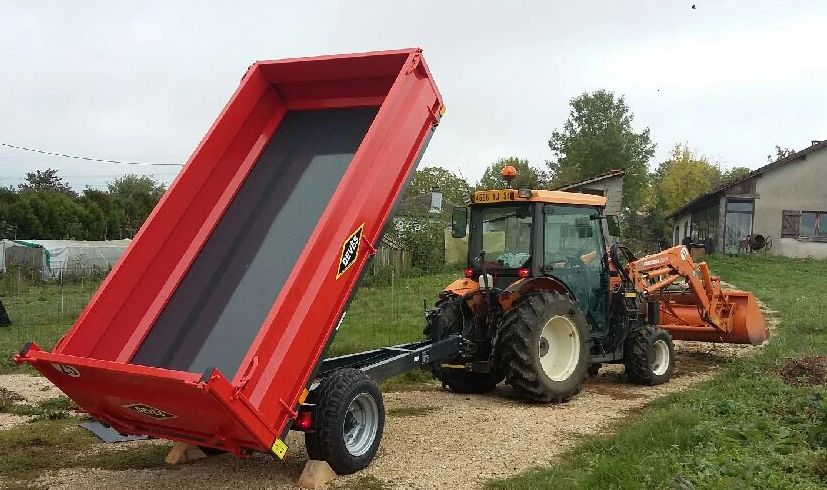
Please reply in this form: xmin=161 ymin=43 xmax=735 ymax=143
xmin=0 ymin=263 xmax=458 ymax=369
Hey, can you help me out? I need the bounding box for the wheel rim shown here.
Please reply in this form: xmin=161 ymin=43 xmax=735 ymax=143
xmin=342 ymin=392 xmax=379 ymax=457
xmin=651 ymin=339 xmax=670 ymax=376
xmin=538 ymin=315 xmax=581 ymax=382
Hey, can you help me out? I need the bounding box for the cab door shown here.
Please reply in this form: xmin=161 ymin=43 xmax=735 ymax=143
xmin=541 ymin=205 xmax=608 ymax=336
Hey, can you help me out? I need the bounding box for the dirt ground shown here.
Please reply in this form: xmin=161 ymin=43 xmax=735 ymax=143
xmin=0 ymin=342 xmax=753 ymax=490
xmin=2 ymin=296 xmax=776 ymax=489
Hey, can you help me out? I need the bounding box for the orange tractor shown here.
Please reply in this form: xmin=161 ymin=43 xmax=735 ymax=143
xmin=427 ymin=168 xmax=768 ymax=402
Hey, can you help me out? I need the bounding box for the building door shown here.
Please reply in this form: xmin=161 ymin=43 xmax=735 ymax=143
xmin=724 ymin=199 xmax=754 ymax=254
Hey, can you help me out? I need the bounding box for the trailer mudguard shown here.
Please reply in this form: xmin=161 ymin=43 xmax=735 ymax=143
xmin=17 ymin=48 xmax=443 ymax=456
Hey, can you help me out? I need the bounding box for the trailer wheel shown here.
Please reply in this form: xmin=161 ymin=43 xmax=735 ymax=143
xmin=425 ymin=296 xmax=501 ymax=393
xmin=498 ymin=291 xmax=590 ymax=403
xmin=624 ymin=326 xmax=675 ymax=385
xmin=304 ymin=368 xmax=384 ymax=474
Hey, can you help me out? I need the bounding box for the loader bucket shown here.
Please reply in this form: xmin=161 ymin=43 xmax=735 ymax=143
xmin=725 ymin=290 xmax=769 ymax=345
xmin=659 ymin=290 xmax=768 ymax=345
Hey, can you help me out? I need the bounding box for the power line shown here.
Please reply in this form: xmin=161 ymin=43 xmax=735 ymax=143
xmin=0 ymin=142 xmax=183 ymax=167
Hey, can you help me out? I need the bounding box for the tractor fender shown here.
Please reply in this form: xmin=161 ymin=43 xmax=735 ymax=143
xmin=498 ymin=277 xmax=574 ymax=311
xmin=438 ymin=278 xmax=479 ymax=300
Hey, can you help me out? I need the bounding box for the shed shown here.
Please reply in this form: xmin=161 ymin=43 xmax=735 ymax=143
xmin=554 ymin=169 xmax=625 ymax=216
xmin=667 ymin=139 xmax=827 ymax=257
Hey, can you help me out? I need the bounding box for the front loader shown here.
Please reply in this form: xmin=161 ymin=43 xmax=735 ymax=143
xmin=427 ymin=167 xmax=769 ymax=402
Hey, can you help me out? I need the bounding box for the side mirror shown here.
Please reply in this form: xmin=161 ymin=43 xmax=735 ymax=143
xmin=451 ymin=207 xmax=468 ymax=238
xmin=606 ymin=215 xmax=620 ymax=237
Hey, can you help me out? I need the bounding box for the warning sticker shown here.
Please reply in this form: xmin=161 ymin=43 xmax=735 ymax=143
xmin=271 ymin=438 xmax=288 ymax=459
xmin=336 ymin=223 xmax=364 ymax=279
xmin=123 ymin=403 xmax=177 ymax=420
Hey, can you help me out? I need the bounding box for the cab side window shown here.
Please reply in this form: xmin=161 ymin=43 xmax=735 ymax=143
xmin=544 ymin=206 xmax=601 ymax=269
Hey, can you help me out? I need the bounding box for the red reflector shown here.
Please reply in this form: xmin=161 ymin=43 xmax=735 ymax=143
xmin=518 ymin=268 xmax=529 ymax=278
xmin=464 ymin=268 xmax=474 ymax=278
xmin=295 ymin=410 xmax=313 ymax=431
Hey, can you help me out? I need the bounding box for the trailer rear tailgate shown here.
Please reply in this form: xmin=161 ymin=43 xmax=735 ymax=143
xmin=22 ymin=347 xmax=276 ymax=454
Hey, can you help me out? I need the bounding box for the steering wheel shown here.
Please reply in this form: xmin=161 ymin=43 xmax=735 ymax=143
xmin=610 ymin=243 xmax=637 ymax=283
xmin=564 ymin=255 xmax=586 ymax=268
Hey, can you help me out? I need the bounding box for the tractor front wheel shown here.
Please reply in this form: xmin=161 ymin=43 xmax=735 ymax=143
xmin=624 ymin=326 xmax=675 ymax=385
xmin=498 ymin=291 xmax=590 ymax=403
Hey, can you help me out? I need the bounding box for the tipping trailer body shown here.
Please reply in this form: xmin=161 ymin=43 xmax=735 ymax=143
xmin=17 ymin=49 xmax=444 ymax=456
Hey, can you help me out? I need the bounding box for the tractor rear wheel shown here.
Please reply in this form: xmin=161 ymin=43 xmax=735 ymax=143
xmin=304 ymin=368 xmax=384 ymax=474
xmin=498 ymin=291 xmax=590 ymax=403
xmin=425 ymin=296 xmax=501 ymax=394
xmin=624 ymin=326 xmax=675 ymax=385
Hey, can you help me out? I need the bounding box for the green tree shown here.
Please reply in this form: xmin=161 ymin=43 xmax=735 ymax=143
xmin=18 ymin=168 xmax=76 ymax=197
xmin=547 ymin=90 xmax=655 ymax=208
xmin=404 ymin=166 xmax=470 ymax=207
xmin=477 ymin=157 xmax=547 ymax=190
xmin=721 ymin=166 xmax=751 ymax=184
xmin=80 ymin=188 xmax=125 ymax=240
xmin=8 ymin=191 xmax=87 ymax=239
xmin=767 ymin=145 xmax=795 ymax=162
xmin=106 ymin=174 xmax=166 ymax=237
xmin=650 ymin=144 xmax=720 ymax=216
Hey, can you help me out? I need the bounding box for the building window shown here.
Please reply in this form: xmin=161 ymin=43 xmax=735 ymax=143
xmin=690 ymin=202 xmax=720 ymax=253
xmin=724 ymin=199 xmax=754 ymax=254
xmin=781 ymin=210 xmax=827 ymax=240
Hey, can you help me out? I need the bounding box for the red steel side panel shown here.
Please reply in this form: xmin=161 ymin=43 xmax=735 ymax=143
xmin=23 ymin=347 xmax=275 ymax=454
xmin=19 ymin=48 xmax=443 ymax=455
xmin=241 ymin=54 xmax=443 ymax=436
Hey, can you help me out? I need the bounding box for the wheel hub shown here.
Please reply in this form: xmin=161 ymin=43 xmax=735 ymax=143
xmin=342 ymin=393 xmax=379 ymax=457
xmin=538 ymin=315 xmax=580 ymax=382
xmin=651 ymin=339 xmax=670 ymax=376
xmin=539 ymin=337 xmax=549 ymax=357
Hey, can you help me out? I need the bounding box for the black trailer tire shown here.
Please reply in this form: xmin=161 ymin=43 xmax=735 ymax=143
xmin=304 ymin=368 xmax=384 ymax=474
xmin=624 ymin=326 xmax=675 ymax=385
xmin=425 ymin=296 xmax=501 ymax=394
xmin=498 ymin=291 xmax=590 ymax=403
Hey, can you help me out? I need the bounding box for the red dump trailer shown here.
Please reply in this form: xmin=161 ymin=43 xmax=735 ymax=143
xmin=16 ymin=48 xmax=453 ymax=474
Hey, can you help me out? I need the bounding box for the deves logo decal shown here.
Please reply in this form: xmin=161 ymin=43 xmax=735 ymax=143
xmin=123 ymin=403 xmax=177 ymax=420
xmin=337 ymin=224 xmax=364 ymax=279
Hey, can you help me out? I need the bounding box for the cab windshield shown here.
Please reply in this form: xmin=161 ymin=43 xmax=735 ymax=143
xmin=471 ymin=205 xmax=532 ymax=268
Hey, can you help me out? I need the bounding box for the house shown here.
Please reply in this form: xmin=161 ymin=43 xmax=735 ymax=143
xmin=554 ymin=168 xmax=625 ymax=216
xmin=667 ymin=139 xmax=827 ymax=258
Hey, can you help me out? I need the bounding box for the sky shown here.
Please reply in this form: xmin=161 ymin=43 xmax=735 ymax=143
xmin=1 ymin=1 xmax=826 ymax=191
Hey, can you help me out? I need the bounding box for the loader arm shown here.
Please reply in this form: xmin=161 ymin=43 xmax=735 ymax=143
xmin=625 ymin=245 xmax=768 ymax=345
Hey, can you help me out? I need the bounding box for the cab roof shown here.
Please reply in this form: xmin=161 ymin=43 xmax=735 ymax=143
xmin=471 ymin=189 xmax=607 ymax=207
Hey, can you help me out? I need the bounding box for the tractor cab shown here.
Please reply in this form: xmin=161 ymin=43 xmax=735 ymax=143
xmin=451 ymin=184 xmax=617 ymax=338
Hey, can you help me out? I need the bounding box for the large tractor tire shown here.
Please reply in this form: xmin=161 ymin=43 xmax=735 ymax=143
xmin=624 ymin=326 xmax=675 ymax=385
xmin=305 ymin=368 xmax=384 ymax=474
xmin=498 ymin=291 xmax=590 ymax=403
xmin=425 ymin=296 xmax=501 ymax=394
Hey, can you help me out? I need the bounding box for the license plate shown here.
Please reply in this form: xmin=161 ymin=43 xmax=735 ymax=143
xmin=473 ymin=190 xmax=517 ymax=203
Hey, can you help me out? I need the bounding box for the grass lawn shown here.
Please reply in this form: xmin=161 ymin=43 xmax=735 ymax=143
xmin=490 ymin=255 xmax=827 ymax=489
xmin=0 ymin=278 xmax=99 ymax=374
xmin=329 ymin=272 xmax=456 ymax=356
xmin=0 ymin=270 xmax=458 ymax=373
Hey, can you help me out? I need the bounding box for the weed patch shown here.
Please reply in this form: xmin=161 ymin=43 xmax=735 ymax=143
xmin=780 ymin=356 xmax=827 ymax=387
xmin=0 ymin=418 xmax=173 ymax=485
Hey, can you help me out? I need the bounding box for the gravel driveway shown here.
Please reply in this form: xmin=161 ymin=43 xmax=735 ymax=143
xmin=8 ymin=338 xmax=763 ymax=490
